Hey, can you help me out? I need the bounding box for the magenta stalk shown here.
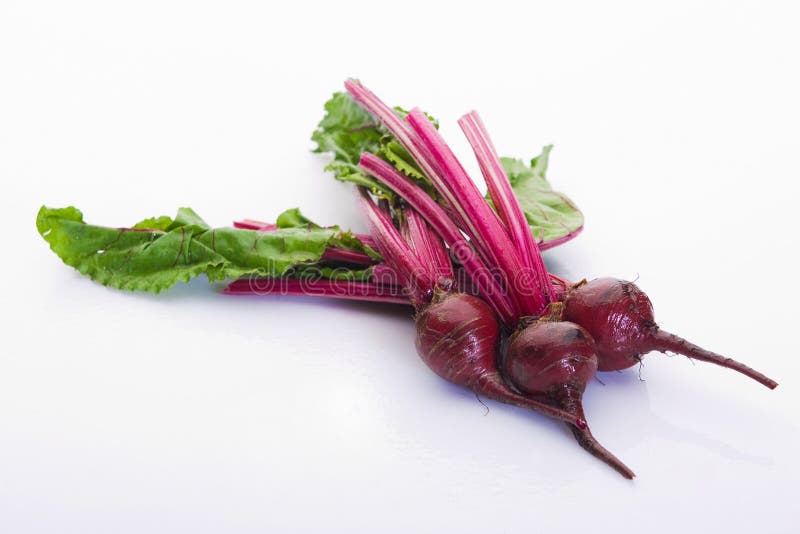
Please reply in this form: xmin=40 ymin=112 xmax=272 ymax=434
xmin=359 ymin=153 xmax=517 ymax=325
xmin=320 ymin=248 xmax=376 ymax=266
xmin=459 ymin=111 xmax=554 ymax=304
xmin=405 ymin=108 xmax=537 ymax=317
xmin=233 ymin=220 xmax=279 ymax=231
xmin=358 ymin=190 xmax=434 ymax=306
xmin=224 ymin=278 xmax=410 ymax=305
xmin=405 ymin=209 xmax=454 ymax=282
xmin=344 ymin=80 xmax=529 ymax=319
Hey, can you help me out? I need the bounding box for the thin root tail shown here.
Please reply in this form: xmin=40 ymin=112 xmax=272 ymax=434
xmin=475 ymin=376 xmax=586 ymax=427
xmin=650 ymin=329 xmax=778 ymax=390
xmin=570 ymin=424 xmax=636 ymax=480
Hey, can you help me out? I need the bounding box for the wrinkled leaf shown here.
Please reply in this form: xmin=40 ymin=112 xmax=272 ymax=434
xmin=380 ymin=138 xmax=426 ymax=181
xmin=274 ymin=207 xmax=381 ymax=260
xmin=500 ymin=146 xmax=584 ymax=244
xmin=276 ymin=208 xmax=319 ymax=229
xmin=132 ymin=215 xmax=172 ymax=231
xmin=37 ymin=206 xmax=372 ymax=293
xmin=311 ymin=93 xmax=439 ymax=200
xmin=168 ymin=207 xmax=211 ymax=232
xmin=379 ymin=136 xmax=439 ymax=198
xmin=310 ymin=92 xmax=389 ymax=197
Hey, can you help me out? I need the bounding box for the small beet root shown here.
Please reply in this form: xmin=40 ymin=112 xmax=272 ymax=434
xmin=563 ymin=277 xmax=778 ymax=389
xmin=415 ymin=293 xmax=584 ymax=426
xmin=561 ymin=389 xmax=636 ymax=480
xmin=647 ymin=329 xmax=778 ymax=389
xmin=505 ymin=319 xmax=635 ymax=479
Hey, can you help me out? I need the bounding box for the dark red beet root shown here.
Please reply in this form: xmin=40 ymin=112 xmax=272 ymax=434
xmin=506 ymin=320 xmax=635 ymax=479
xmin=415 ymin=293 xmax=584 ymax=426
xmin=563 ymin=277 xmax=778 ymax=389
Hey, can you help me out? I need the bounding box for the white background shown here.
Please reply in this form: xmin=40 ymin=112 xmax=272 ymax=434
xmin=2 ymin=1 xmax=798 ymax=532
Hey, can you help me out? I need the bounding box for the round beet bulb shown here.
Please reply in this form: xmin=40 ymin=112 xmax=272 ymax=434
xmin=415 ymin=292 xmax=583 ymax=426
xmin=563 ymin=277 xmax=777 ymax=388
xmin=505 ymin=320 xmax=635 ymax=479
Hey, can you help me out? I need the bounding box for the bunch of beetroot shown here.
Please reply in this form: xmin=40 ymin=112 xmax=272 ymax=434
xmin=231 ymin=80 xmax=777 ymax=478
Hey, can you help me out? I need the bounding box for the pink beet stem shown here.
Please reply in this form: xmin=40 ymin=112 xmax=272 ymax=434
xmin=649 ymin=330 xmax=778 ymax=390
xmin=399 ymin=213 xmax=422 ymax=261
xmin=343 ymin=80 xmax=453 ymax=215
xmin=287 ymin=269 xmax=569 ymax=307
xmin=320 ymin=248 xmax=376 ymax=266
xmin=224 ymin=278 xmax=410 ymax=305
xmin=399 ymin=210 xmax=445 ymax=283
xmin=406 ymin=108 xmax=535 ymax=318
xmin=344 ymin=80 xmax=527 ymax=320
xmin=233 ymin=220 xmax=278 ymax=231
xmin=359 ymin=190 xmax=434 ymax=306
xmin=370 ymin=263 xmax=402 ymax=285
xmin=359 ymin=153 xmax=516 ymax=325
xmin=406 ymin=209 xmax=454 ymax=282
xmin=459 ymin=111 xmax=554 ymax=306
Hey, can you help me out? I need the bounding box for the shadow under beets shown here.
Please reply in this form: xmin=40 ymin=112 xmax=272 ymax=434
xmin=109 ymin=273 xmax=773 ymax=468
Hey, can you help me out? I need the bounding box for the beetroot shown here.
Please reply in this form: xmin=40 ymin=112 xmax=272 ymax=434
xmin=359 ymin=189 xmax=582 ymax=427
xmin=563 ymin=277 xmax=778 ymax=389
xmin=415 ymin=293 xmax=501 ymax=390
xmin=415 ymin=292 xmax=582 ymax=424
xmin=506 ymin=317 xmax=635 ymax=478
xmin=346 ymin=80 xmax=778 ymax=477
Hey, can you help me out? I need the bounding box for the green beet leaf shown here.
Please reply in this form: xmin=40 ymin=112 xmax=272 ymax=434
xmin=499 ymin=146 xmax=584 ymax=244
xmin=274 ymin=207 xmax=381 ymax=260
xmin=37 ymin=206 xmax=369 ymax=293
xmin=311 ymin=93 xmax=438 ymax=199
xmin=311 ymin=92 xmax=389 ymax=197
xmin=276 ymin=207 xmax=319 ymax=229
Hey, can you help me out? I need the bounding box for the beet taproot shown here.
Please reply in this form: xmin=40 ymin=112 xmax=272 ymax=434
xmin=415 ymin=292 xmax=585 ymax=426
xmin=505 ymin=318 xmax=635 ymax=478
xmin=563 ymin=277 xmax=777 ymax=389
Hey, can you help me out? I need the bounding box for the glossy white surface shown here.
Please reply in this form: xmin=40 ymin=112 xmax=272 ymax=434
xmin=2 ymin=1 xmax=798 ymax=532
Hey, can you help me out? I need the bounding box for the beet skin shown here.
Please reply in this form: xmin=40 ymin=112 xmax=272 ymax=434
xmin=506 ymin=320 xmax=635 ymax=479
xmin=564 ymin=277 xmax=777 ymax=388
xmin=415 ymin=293 xmax=583 ymax=425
